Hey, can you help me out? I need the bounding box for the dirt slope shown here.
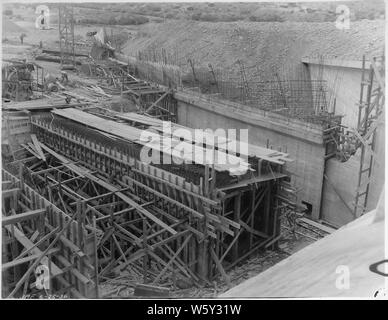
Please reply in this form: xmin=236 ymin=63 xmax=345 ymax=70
xmin=2 ymin=18 xmax=27 ymax=36
xmin=123 ymin=20 xmax=385 ymax=81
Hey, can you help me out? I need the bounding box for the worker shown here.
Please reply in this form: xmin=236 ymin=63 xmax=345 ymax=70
xmin=44 ymin=73 xmax=58 ymax=92
xmin=19 ymin=33 xmax=26 ymax=45
xmin=60 ymin=71 xmax=69 ymax=85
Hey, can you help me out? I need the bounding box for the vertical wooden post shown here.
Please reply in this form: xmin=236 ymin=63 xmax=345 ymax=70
xmin=250 ymin=187 xmax=255 ymax=248
xmin=271 ymin=182 xmax=280 ymax=250
xmin=264 ymin=182 xmax=271 ymax=235
xmin=47 ymin=253 xmax=52 ymax=296
xmin=233 ymin=193 xmax=241 ymax=260
xmin=110 ymin=203 xmax=114 ymax=265
xmin=18 ymin=162 xmax=24 ymax=187
xmin=77 ymin=201 xmax=84 ymax=251
xmin=92 ymin=214 xmax=99 ymax=299
xmin=204 ymin=165 xmax=209 ymax=197
xmin=210 ymin=149 xmax=216 ymax=197
xmin=198 ymin=165 xmax=210 ymax=281
xmin=197 ymin=234 xmax=209 ymax=281
xmin=142 ymin=217 xmax=148 ymax=283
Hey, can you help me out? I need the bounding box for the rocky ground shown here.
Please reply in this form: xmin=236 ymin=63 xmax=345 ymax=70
xmin=123 ymin=19 xmax=385 ymax=81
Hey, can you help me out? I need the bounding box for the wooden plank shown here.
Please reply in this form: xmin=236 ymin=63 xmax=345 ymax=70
xmin=51 ymin=108 xmax=251 ymax=173
xmin=2 ymin=181 xmax=13 ymax=189
xmin=150 ymin=229 xmax=190 ymax=250
xmin=132 ymin=168 xmax=219 ymax=207
xmin=145 ymin=90 xmax=171 ymax=113
xmin=298 ymin=217 xmax=336 ymax=234
xmin=15 ymin=227 xmax=59 ymax=260
xmin=113 ymin=249 xmax=147 ymax=272
xmin=2 ymin=188 xmax=20 ymax=199
xmin=3 ymin=101 xmax=90 ymax=111
xmin=39 ymin=143 xmax=87 ymax=178
xmin=238 ymin=219 xmax=269 ymax=239
xmin=210 ymin=246 xmax=231 ymax=287
xmin=113 ymin=222 xmax=142 ymax=246
xmin=56 ymin=275 xmax=85 ymax=298
xmin=117 ymin=112 xmax=290 ymax=164
xmin=45 ymin=224 xmax=86 ymax=258
xmin=134 ymin=283 xmax=170 ymax=297
xmin=2 ymin=209 xmax=46 ymax=226
xmin=2 ymin=248 xmax=59 ymax=271
xmin=31 ymin=134 xmax=46 ymax=162
xmin=124 ymin=174 xmax=204 ymax=220
xmin=4 ymin=225 xmax=63 ymax=276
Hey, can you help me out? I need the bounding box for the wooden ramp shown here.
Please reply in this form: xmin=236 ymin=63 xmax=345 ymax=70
xmin=220 ymin=192 xmax=385 ymax=298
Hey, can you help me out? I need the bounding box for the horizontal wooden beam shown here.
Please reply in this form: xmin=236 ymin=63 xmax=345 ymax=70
xmin=150 ymin=229 xmax=190 ymax=250
xmin=56 ymin=255 xmax=92 ymax=285
xmin=4 ymin=225 xmax=63 ymax=276
xmin=2 ymin=248 xmax=59 ymax=271
xmin=2 ymin=181 xmax=13 ymax=189
xmin=2 ymin=188 xmax=20 ymax=199
xmin=238 ymin=219 xmax=269 ymax=239
xmin=145 ymin=90 xmax=171 ymax=113
xmin=2 ymin=209 xmax=46 ymax=226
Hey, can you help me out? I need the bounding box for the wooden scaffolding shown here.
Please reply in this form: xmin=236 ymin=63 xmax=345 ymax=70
xmin=1 ymin=107 xmax=295 ymax=296
xmin=353 ymin=55 xmax=385 ymax=217
xmin=2 ymin=169 xmax=97 ymax=298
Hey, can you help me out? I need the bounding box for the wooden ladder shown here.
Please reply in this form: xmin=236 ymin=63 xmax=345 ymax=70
xmin=353 ymin=56 xmax=384 ymax=217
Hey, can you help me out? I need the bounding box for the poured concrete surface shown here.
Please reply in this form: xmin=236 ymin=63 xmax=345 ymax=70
xmin=220 ymin=192 xmax=385 ymax=298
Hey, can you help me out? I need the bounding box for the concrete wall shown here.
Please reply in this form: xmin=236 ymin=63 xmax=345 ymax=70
xmin=308 ymin=63 xmax=362 ymax=128
xmin=320 ymin=156 xmax=360 ymax=227
xmin=367 ymin=122 xmax=385 ymax=212
xmin=174 ymin=90 xmax=326 ymax=220
xmin=321 ymin=124 xmax=385 ymax=227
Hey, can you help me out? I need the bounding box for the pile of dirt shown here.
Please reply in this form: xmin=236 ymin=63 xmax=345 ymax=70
xmin=122 ymin=20 xmax=385 ymax=82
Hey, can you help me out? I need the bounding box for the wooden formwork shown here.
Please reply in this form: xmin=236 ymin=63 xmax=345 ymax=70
xmin=1 ymin=169 xmax=97 ymax=298
xmin=23 ymin=115 xmax=290 ymax=288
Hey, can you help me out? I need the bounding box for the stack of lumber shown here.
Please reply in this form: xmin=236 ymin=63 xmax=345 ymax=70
xmin=115 ymin=112 xmax=293 ymax=165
